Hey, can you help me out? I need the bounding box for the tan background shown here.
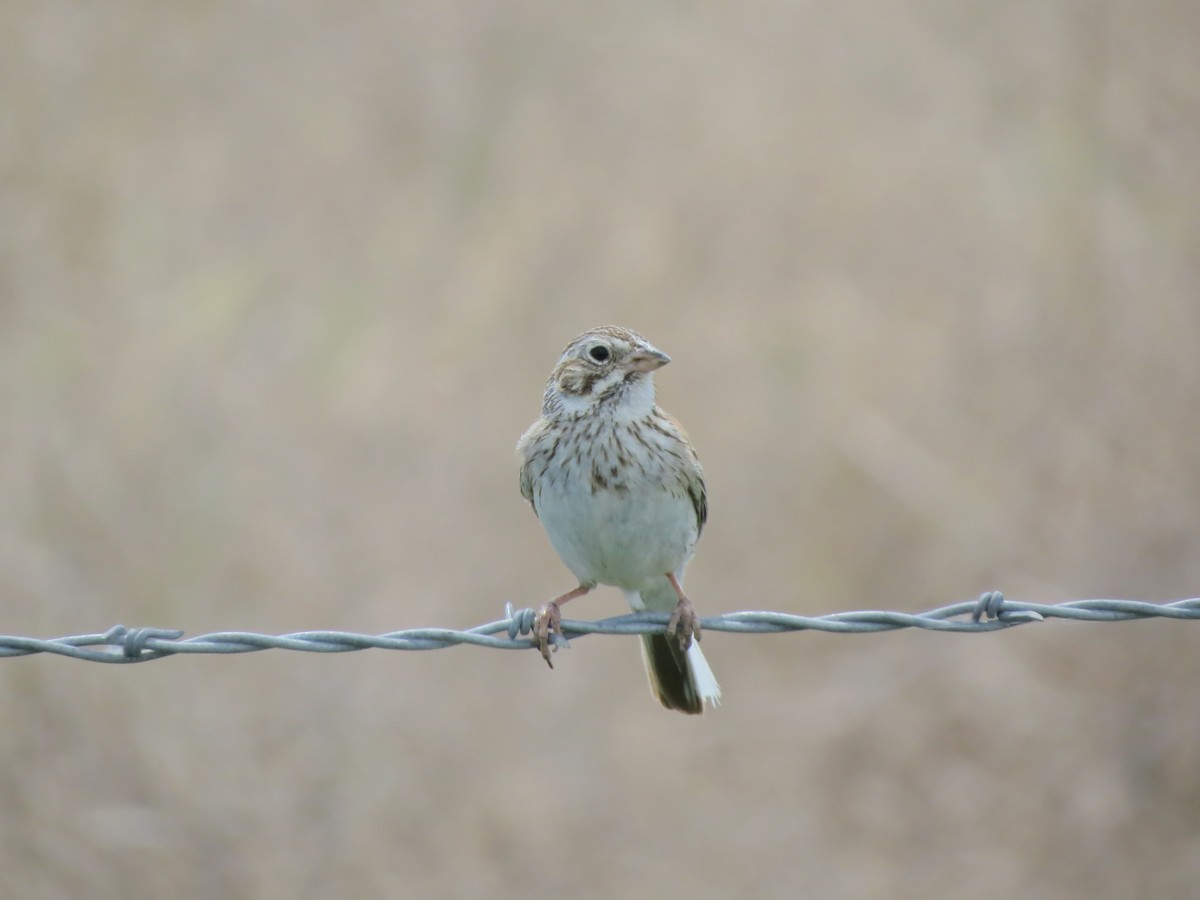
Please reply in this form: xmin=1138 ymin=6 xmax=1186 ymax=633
xmin=3 ymin=1 xmax=1199 ymax=897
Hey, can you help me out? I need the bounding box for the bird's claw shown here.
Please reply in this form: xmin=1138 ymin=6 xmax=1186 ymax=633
xmin=666 ymin=597 xmax=700 ymax=652
xmin=532 ymin=601 xmax=563 ymax=668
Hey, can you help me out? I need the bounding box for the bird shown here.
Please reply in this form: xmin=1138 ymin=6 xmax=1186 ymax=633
xmin=516 ymin=325 xmax=720 ymax=713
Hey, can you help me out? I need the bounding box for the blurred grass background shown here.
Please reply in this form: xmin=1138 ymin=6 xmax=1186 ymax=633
xmin=2 ymin=1 xmax=1199 ymax=897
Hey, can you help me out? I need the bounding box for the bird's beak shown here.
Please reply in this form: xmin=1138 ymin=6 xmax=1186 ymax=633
xmin=626 ymin=347 xmax=671 ymax=373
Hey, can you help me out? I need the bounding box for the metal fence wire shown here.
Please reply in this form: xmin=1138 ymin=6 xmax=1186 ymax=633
xmin=1 ymin=592 xmax=1197 ymax=663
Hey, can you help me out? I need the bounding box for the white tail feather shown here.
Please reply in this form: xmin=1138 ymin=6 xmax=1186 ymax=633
xmin=687 ymin=642 xmax=721 ymax=708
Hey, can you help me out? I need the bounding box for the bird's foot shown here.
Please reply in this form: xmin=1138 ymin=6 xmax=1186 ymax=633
xmin=531 ymin=584 xmax=591 ymax=667
xmin=532 ymin=601 xmax=563 ymax=668
xmin=666 ymin=595 xmax=700 ymax=652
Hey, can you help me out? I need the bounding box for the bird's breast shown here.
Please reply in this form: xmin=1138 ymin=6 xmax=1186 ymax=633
xmin=533 ymin=477 xmax=698 ymax=590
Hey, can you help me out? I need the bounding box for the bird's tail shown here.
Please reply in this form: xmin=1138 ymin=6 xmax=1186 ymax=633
xmin=629 ymin=581 xmax=721 ymax=714
xmin=640 ymin=634 xmax=721 ymax=714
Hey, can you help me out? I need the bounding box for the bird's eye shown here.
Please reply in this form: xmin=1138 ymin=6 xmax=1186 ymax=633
xmin=588 ymin=345 xmax=610 ymax=363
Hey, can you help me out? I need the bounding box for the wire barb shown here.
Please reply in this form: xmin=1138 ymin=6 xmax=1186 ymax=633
xmin=971 ymin=591 xmax=1044 ymax=624
xmin=2 ymin=594 xmax=1198 ymax=663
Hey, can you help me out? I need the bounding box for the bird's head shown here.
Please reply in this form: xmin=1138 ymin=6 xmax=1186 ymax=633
xmin=543 ymin=325 xmax=670 ymax=418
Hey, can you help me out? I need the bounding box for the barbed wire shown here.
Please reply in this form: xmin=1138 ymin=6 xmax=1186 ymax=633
xmin=2 ymin=592 xmax=1197 ymax=664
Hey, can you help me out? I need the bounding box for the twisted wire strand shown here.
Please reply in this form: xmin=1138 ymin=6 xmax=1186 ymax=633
xmin=1 ymin=593 xmax=1197 ymax=664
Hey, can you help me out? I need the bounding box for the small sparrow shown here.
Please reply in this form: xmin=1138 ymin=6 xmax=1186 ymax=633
xmin=517 ymin=326 xmax=720 ymax=713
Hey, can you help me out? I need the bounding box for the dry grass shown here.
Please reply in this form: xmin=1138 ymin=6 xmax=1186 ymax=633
xmin=2 ymin=1 xmax=1199 ymax=897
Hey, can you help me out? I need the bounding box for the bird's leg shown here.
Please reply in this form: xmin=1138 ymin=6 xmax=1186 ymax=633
xmin=533 ymin=584 xmax=591 ymax=668
xmin=665 ymin=572 xmax=700 ymax=651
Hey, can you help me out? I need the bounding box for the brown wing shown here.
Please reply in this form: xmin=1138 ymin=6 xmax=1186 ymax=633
xmin=516 ymin=417 xmax=545 ymax=515
xmin=661 ymin=409 xmax=707 ymax=536
xmin=687 ymin=464 xmax=708 ymax=536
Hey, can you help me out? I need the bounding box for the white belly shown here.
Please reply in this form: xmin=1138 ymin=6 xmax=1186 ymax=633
xmin=534 ymin=479 xmax=697 ymax=592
